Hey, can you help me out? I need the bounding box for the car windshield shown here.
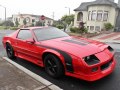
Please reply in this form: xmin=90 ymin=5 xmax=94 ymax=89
xmin=33 ymin=27 xmax=69 ymax=41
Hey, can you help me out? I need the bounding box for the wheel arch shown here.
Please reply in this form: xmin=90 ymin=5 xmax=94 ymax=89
xmin=42 ymin=50 xmax=65 ymax=67
xmin=5 ymin=41 xmax=12 ymax=48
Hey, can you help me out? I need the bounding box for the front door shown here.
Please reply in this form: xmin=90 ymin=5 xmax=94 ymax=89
xmin=15 ymin=29 xmax=41 ymax=63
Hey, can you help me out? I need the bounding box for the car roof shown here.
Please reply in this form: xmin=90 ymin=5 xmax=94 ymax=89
xmin=20 ymin=26 xmax=50 ymax=30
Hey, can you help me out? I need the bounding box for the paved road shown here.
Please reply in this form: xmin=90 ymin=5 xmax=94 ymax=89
xmin=0 ymin=30 xmax=15 ymax=57
xmin=0 ymin=30 xmax=120 ymax=90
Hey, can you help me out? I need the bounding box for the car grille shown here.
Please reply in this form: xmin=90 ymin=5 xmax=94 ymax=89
xmin=101 ymin=60 xmax=113 ymax=71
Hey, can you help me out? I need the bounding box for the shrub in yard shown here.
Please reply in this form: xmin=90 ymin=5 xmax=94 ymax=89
xmin=81 ymin=27 xmax=88 ymax=34
xmin=70 ymin=27 xmax=79 ymax=33
xmin=104 ymin=23 xmax=113 ymax=31
xmin=56 ymin=24 xmax=64 ymax=29
xmin=70 ymin=27 xmax=88 ymax=34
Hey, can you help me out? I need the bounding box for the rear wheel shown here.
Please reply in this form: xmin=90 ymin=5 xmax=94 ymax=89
xmin=44 ymin=54 xmax=64 ymax=78
xmin=6 ymin=43 xmax=15 ymax=59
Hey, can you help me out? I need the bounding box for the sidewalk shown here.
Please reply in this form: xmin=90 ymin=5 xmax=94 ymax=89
xmin=90 ymin=32 xmax=120 ymax=43
xmin=0 ymin=57 xmax=62 ymax=90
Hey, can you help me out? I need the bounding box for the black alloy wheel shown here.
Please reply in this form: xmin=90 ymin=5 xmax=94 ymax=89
xmin=6 ymin=44 xmax=15 ymax=59
xmin=44 ymin=54 xmax=64 ymax=78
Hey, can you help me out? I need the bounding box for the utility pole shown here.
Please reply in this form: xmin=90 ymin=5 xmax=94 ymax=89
xmin=0 ymin=5 xmax=6 ymax=27
xmin=65 ymin=7 xmax=70 ymax=15
xmin=52 ymin=12 xmax=54 ymax=20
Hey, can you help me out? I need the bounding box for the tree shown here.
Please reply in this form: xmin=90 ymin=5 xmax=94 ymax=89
xmin=35 ymin=21 xmax=44 ymax=26
xmin=61 ymin=14 xmax=74 ymax=25
xmin=23 ymin=19 xmax=27 ymax=25
xmin=15 ymin=19 xmax=19 ymax=27
xmin=1 ymin=20 xmax=14 ymax=27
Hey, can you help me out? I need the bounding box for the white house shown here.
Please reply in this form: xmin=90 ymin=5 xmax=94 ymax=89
xmin=12 ymin=14 xmax=54 ymax=27
xmin=74 ymin=0 xmax=120 ymax=33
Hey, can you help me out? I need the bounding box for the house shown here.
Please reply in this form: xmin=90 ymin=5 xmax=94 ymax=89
xmin=74 ymin=0 xmax=120 ymax=33
xmin=12 ymin=14 xmax=54 ymax=27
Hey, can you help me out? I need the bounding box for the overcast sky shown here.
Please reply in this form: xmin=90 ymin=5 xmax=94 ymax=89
xmin=0 ymin=0 xmax=118 ymax=20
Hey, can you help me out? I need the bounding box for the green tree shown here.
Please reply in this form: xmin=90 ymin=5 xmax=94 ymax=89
xmin=23 ymin=19 xmax=27 ymax=25
xmin=1 ymin=20 xmax=14 ymax=27
xmin=61 ymin=14 xmax=74 ymax=25
xmin=35 ymin=21 xmax=44 ymax=26
xmin=15 ymin=19 xmax=19 ymax=27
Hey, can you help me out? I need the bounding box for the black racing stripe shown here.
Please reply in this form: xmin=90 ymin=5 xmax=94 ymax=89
xmin=62 ymin=38 xmax=89 ymax=46
xmin=39 ymin=45 xmax=74 ymax=73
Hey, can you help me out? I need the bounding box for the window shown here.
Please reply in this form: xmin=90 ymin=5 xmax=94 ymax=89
xmin=91 ymin=11 xmax=96 ymax=21
xmin=19 ymin=18 xmax=20 ymax=22
xmin=17 ymin=30 xmax=32 ymax=40
xmin=16 ymin=18 xmax=18 ymax=21
xmin=88 ymin=11 xmax=91 ymax=20
xmin=87 ymin=26 xmax=89 ymax=29
xmin=103 ymin=11 xmax=108 ymax=21
xmin=97 ymin=11 xmax=103 ymax=21
xmin=32 ymin=19 xmax=35 ymax=22
xmin=95 ymin=26 xmax=100 ymax=31
xmin=90 ymin=26 xmax=94 ymax=31
xmin=14 ymin=18 xmax=16 ymax=21
xmin=33 ymin=27 xmax=69 ymax=41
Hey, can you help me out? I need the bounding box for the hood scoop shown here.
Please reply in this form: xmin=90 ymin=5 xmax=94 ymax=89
xmin=62 ymin=38 xmax=90 ymax=46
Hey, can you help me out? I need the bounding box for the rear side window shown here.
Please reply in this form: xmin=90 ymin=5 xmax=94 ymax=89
xmin=17 ymin=29 xmax=32 ymax=40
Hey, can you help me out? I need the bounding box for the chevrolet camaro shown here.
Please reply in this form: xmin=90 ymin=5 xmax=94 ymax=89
xmin=2 ymin=27 xmax=116 ymax=81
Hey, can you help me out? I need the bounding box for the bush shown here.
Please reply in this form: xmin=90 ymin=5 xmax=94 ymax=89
xmin=56 ymin=24 xmax=64 ymax=29
xmin=70 ymin=27 xmax=79 ymax=33
xmin=10 ymin=27 xmax=19 ymax=30
xmin=81 ymin=27 xmax=88 ymax=33
xmin=1 ymin=21 xmax=14 ymax=27
xmin=36 ymin=21 xmax=44 ymax=26
xmin=104 ymin=23 xmax=113 ymax=31
xmin=70 ymin=27 xmax=88 ymax=34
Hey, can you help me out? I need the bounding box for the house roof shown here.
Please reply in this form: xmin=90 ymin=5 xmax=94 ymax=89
xmin=74 ymin=0 xmax=119 ymax=11
xmin=14 ymin=14 xmax=54 ymax=20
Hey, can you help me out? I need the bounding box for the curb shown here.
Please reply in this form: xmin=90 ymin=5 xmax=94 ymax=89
xmin=2 ymin=57 xmax=62 ymax=90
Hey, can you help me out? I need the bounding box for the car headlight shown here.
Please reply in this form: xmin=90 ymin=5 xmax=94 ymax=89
xmin=83 ymin=55 xmax=100 ymax=65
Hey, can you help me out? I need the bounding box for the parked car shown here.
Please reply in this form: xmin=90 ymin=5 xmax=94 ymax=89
xmin=2 ymin=27 xmax=116 ymax=81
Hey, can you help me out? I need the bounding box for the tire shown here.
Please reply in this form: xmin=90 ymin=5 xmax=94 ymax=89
xmin=6 ymin=43 xmax=15 ymax=59
xmin=44 ymin=54 xmax=64 ymax=78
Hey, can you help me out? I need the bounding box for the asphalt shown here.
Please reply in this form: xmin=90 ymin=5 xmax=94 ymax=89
xmin=0 ymin=30 xmax=120 ymax=90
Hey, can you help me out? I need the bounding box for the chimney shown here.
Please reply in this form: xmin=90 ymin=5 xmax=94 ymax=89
xmin=109 ymin=0 xmax=114 ymax=2
xmin=96 ymin=0 xmax=114 ymax=2
xmin=118 ymin=0 xmax=120 ymax=7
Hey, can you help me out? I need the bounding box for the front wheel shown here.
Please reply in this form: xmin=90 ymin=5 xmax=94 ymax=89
xmin=6 ymin=44 xmax=15 ymax=59
xmin=44 ymin=54 xmax=64 ymax=78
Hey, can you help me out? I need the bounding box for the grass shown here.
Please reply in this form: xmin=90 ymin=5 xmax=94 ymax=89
xmin=0 ymin=26 xmax=5 ymax=30
xmin=0 ymin=26 xmax=19 ymax=30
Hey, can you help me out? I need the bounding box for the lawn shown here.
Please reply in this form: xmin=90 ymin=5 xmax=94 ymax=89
xmin=0 ymin=26 xmax=5 ymax=30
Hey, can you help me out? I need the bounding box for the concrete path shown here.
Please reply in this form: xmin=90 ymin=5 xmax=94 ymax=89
xmin=0 ymin=57 xmax=62 ymax=90
xmin=90 ymin=32 xmax=120 ymax=43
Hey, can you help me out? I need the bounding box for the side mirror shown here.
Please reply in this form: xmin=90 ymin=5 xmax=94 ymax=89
xmin=26 ymin=38 xmax=35 ymax=44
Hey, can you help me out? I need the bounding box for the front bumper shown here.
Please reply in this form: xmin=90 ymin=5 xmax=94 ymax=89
xmin=66 ymin=58 xmax=116 ymax=81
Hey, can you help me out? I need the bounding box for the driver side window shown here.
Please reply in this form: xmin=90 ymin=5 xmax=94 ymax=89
xmin=17 ymin=29 xmax=32 ymax=40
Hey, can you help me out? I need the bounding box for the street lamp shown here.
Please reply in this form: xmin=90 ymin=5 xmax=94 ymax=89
xmin=0 ymin=5 xmax=6 ymax=22
xmin=65 ymin=7 xmax=70 ymax=15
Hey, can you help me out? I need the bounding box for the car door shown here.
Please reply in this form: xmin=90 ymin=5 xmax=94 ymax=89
xmin=15 ymin=29 xmax=41 ymax=63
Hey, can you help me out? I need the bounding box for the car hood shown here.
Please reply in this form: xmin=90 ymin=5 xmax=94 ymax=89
xmin=40 ymin=37 xmax=108 ymax=58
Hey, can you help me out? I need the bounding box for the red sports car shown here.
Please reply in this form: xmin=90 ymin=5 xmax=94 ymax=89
xmin=2 ymin=27 xmax=116 ymax=81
